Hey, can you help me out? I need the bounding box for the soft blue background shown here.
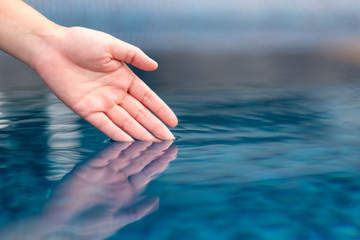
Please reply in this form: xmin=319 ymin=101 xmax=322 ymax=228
xmin=24 ymin=0 xmax=360 ymax=51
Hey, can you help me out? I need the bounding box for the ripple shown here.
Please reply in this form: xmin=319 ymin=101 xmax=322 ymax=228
xmin=2 ymin=75 xmax=360 ymax=239
xmin=172 ymin=87 xmax=340 ymax=147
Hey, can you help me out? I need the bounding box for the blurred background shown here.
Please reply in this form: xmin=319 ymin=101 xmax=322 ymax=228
xmin=1 ymin=0 xmax=360 ymax=91
xmin=2 ymin=0 xmax=360 ymax=89
xmin=23 ymin=0 xmax=360 ymax=51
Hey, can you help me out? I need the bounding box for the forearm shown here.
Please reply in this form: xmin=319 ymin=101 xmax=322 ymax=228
xmin=0 ymin=0 xmax=64 ymax=68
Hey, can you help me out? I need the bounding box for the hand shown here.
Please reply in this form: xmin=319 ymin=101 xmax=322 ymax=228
xmin=43 ymin=141 xmax=177 ymax=239
xmin=0 ymin=141 xmax=177 ymax=240
xmin=34 ymin=27 xmax=177 ymax=142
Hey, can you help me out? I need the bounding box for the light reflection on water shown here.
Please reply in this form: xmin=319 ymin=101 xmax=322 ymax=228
xmin=1 ymin=53 xmax=360 ymax=239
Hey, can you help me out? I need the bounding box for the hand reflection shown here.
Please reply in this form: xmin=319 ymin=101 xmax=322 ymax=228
xmin=0 ymin=141 xmax=177 ymax=240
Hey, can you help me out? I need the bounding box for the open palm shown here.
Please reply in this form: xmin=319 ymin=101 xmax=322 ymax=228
xmin=34 ymin=27 xmax=177 ymax=142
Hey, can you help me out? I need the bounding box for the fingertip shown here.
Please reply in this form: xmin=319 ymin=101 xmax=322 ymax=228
xmin=151 ymin=58 xmax=158 ymax=68
xmin=140 ymin=48 xmax=157 ymax=64
xmin=159 ymin=108 xmax=178 ymax=128
xmin=168 ymin=145 xmax=178 ymax=155
xmin=152 ymin=138 xmax=162 ymax=143
xmin=168 ymin=132 xmax=175 ymax=141
xmin=168 ymin=115 xmax=178 ymax=128
xmin=143 ymin=56 xmax=158 ymax=71
xmin=152 ymin=126 xmax=175 ymax=141
xmin=139 ymin=135 xmax=160 ymax=143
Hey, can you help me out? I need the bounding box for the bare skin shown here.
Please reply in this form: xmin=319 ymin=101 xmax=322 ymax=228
xmin=0 ymin=0 xmax=178 ymax=142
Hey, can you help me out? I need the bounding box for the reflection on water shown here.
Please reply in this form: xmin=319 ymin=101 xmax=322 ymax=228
xmin=45 ymin=94 xmax=83 ymax=181
xmin=0 ymin=141 xmax=177 ymax=240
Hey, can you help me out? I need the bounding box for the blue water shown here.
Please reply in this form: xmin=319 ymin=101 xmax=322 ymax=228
xmin=1 ymin=53 xmax=360 ymax=239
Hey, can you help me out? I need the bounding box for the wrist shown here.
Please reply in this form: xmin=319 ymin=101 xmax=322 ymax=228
xmin=29 ymin=24 xmax=67 ymax=70
xmin=0 ymin=0 xmax=66 ymax=69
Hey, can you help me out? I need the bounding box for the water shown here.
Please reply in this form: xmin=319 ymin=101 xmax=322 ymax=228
xmin=1 ymin=52 xmax=360 ymax=239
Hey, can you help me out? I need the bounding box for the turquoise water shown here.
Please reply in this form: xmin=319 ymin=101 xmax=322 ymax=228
xmin=1 ymin=53 xmax=360 ymax=239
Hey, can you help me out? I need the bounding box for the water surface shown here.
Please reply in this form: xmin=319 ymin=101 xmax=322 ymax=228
xmin=1 ymin=52 xmax=360 ymax=239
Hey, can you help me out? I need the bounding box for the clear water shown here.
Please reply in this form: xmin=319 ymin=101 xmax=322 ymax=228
xmin=1 ymin=52 xmax=360 ymax=239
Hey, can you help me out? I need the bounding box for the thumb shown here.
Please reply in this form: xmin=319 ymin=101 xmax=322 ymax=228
xmin=109 ymin=38 xmax=158 ymax=71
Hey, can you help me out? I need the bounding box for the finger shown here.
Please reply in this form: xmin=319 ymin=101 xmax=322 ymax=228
xmin=122 ymin=142 xmax=173 ymax=191
xmin=85 ymin=112 xmax=134 ymax=142
xmin=142 ymin=145 xmax=178 ymax=176
xmin=109 ymin=39 xmax=158 ymax=71
xmin=74 ymin=163 xmax=127 ymax=184
xmin=129 ymin=144 xmax=177 ymax=190
xmin=115 ymin=197 xmax=159 ymax=224
xmin=106 ymin=105 xmax=159 ymax=142
xmin=89 ymin=142 xmax=131 ymax=167
xmin=121 ymin=142 xmax=171 ymax=177
xmin=109 ymin=142 xmax=152 ymax=172
xmin=120 ymin=95 xmax=175 ymax=140
xmin=146 ymin=140 xmax=173 ymax=152
xmin=118 ymin=141 xmax=153 ymax=159
xmin=128 ymin=77 xmax=178 ymax=128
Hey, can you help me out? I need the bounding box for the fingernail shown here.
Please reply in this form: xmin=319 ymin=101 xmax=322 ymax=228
xmin=154 ymin=128 xmax=175 ymax=140
xmin=152 ymin=59 xmax=158 ymax=68
xmin=126 ymin=137 xmax=135 ymax=143
xmin=148 ymin=136 xmax=160 ymax=142
xmin=122 ymin=135 xmax=135 ymax=142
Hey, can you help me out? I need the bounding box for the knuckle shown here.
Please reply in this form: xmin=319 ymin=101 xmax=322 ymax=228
xmin=141 ymin=90 xmax=153 ymax=103
xmin=97 ymin=116 xmax=110 ymax=130
xmin=97 ymin=117 xmax=107 ymax=126
xmin=134 ymin=107 xmax=147 ymax=121
xmin=106 ymin=104 xmax=117 ymax=116
xmin=116 ymin=91 xmax=127 ymax=104
xmin=125 ymin=50 xmax=137 ymax=65
xmin=128 ymin=75 xmax=137 ymax=90
xmin=121 ymin=116 xmax=133 ymax=129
